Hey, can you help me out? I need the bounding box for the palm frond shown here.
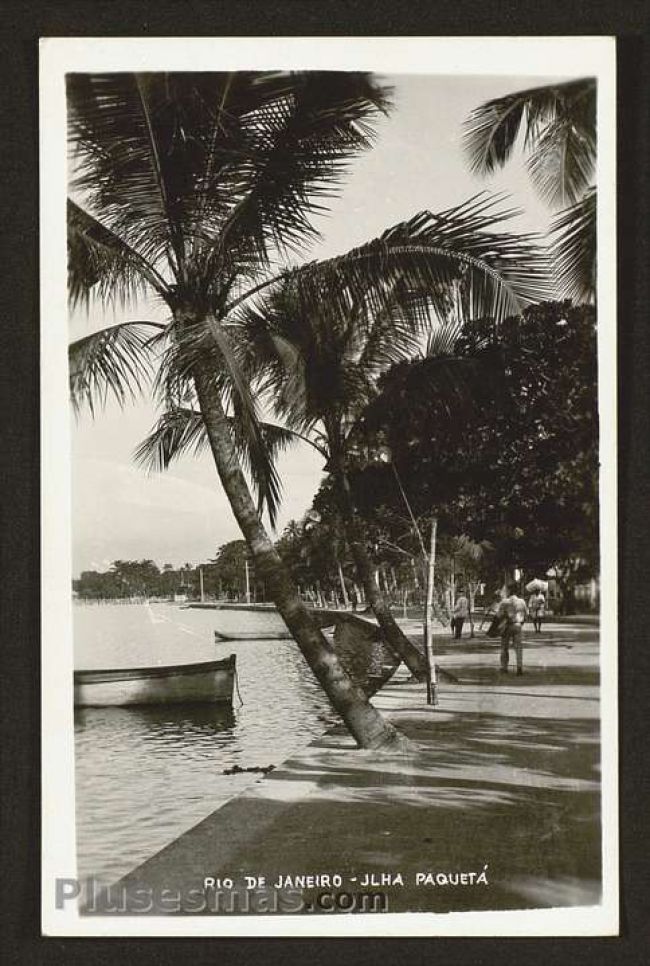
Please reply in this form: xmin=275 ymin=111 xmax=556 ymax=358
xmin=550 ymin=188 xmax=596 ymax=302
xmin=463 ymin=89 xmax=530 ymax=175
xmin=238 ymin=303 xmax=312 ymax=428
xmin=463 ymin=78 xmax=596 ymax=207
xmin=68 ymin=71 xmax=391 ymax=292
xmin=67 ymin=74 xmax=184 ymax=270
xmin=69 ymin=321 xmax=165 ymax=415
xmin=206 ymin=72 xmax=391 ymax=269
xmin=134 ymin=407 xmax=305 ymax=520
xmin=229 ymin=409 xmax=298 ymax=530
xmin=133 ymin=407 xmax=209 ymax=471
xmin=526 ymin=115 xmax=596 ymax=207
xmin=229 ymin=194 xmax=550 ymax=462
xmin=291 ymin=193 xmax=552 ymax=325
xmin=354 ymin=282 xmax=430 ymax=377
xmin=233 ymin=278 xmax=415 ymax=441
xmin=67 ymin=200 xmax=165 ymax=307
xmin=152 ymin=321 xmax=210 ymax=411
xmin=423 ymin=320 xmax=465 ymax=358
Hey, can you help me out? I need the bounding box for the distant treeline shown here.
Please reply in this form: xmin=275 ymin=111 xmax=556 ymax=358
xmin=73 ymin=546 xmax=263 ymax=602
xmin=74 ymin=560 xmax=191 ymax=600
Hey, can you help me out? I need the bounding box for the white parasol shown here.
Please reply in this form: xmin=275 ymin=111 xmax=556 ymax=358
xmin=525 ymin=578 xmax=548 ymax=593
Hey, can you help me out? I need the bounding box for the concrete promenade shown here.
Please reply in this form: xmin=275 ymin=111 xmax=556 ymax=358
xmin=115 ymin=619 xmax=602 ymax=916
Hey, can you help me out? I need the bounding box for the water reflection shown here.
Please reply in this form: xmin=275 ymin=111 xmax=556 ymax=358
xmin=75 ymin=703 xmax=237 ymax=745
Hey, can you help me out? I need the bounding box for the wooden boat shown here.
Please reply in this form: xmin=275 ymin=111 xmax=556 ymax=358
xmin=74 ymin=654 xmax=236 ymax=707
xmin=185 ymin=602 xmax=278 ymax=612
xmin=212 ymin=610 xmax=378 ymax=643
xmin=214 ymin=630 xmax=290 ymax=642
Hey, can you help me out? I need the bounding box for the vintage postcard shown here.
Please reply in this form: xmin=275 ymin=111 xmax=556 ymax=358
xmin=41 ymin=36 xmax=618 ymax=936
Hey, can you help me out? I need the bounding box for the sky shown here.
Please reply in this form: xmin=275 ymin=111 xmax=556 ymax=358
xmin=70 ymin=72 xmax=564 ymax=576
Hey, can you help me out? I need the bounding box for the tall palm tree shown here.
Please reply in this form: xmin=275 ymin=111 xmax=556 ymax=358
xmin=235 ymin=276 xmax=432 ymax=678
xmin=68 ymin=73 xmax=548 ymax=745
xmin=463 ymin=78 xmax=597 ymax=302
xmin=68 ymin=70 xmax=419 ymax=749
xmin=135 ymin=195 xmax=550 ymax=678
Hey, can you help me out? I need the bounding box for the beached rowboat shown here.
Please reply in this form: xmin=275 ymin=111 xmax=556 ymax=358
xmin=74 ymin=654 xmax=236 ymax=707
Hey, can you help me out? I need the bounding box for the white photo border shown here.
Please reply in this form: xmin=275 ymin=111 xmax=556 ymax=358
xmin=40 ymin=35 xmax=618 ymax=937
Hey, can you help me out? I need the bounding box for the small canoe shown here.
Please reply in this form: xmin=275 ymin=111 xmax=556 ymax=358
xmin=211 ymin=610 xmax=376 ymax=640
xmin=74 ymin=654 xmax=236 ymax=707
xmin=214 ymin=630 xmax=290 ymax=642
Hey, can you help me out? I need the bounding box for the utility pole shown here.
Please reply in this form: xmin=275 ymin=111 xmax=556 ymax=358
xmin=386 ymin=451 xmax=440 ymax=700
xmin=424 ymin=516 xmax=438 ymax=706
xmin=244 ymin=559 xmax=251 ymax=604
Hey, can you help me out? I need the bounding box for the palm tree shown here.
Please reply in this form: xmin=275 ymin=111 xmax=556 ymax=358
xmin=235 ymin=277 xmax=431 ymax=678
xmin=68 ymin=70 xmax=413 ymax=749
xmin=136 ymin=195 xmax=550 ymax=678
xmin=463 ymin=78 xmax=597 ymax=302
xmin=243 ymin=199 xmax=549 ymax=674
xmin=68 ymin=73 xmax=548 ymax=745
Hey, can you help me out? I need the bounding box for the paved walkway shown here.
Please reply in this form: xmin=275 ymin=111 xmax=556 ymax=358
xmin=112 ymin=621 xmax=602 ymax=917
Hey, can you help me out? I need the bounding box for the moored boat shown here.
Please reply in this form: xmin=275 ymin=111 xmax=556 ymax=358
xmin=74 ymin=654 xmax=236 ymax=707
xmin=185 ymin=602 xmax=277 ymax=611
xmin=212 ymin=609 xmax=378 ymax=643
xmin=214 ymin=630 xmax=290 ymax=642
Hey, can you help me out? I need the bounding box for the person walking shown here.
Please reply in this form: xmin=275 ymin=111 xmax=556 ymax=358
xmin=452 ymin=589 xmax=469 ymax=640
xmin=497 ymin=582 xmax=528 ymax=674
xmin=528 ymin=590 xmax=545 ymax=633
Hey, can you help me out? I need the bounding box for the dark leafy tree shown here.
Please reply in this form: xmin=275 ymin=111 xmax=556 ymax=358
xmin=354 ymin=301 xmax=598 ymax=609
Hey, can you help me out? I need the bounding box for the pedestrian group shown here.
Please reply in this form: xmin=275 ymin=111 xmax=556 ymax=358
xmin=450 ymin=583 xmax=547 ymax=676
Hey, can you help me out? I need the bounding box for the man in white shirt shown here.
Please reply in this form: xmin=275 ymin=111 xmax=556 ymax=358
xmin=497 ymin=582 xmax=528 ymax=675
xmin=528 ymin=591 xmax=546 ymax=632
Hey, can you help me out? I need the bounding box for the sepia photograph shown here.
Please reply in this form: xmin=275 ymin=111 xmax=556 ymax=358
xmin=40 ymin=36 xmax=617 ymax=936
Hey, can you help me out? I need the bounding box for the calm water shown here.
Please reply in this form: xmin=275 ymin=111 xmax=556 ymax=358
xmin=74 ymin=602 xmax=342 ymax=885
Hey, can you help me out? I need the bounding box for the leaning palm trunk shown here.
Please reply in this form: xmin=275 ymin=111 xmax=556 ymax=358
xmin=330 ymin=457 xmax=427 ymax=681
xmin=193 ymin=364 xmax=406 ymax=750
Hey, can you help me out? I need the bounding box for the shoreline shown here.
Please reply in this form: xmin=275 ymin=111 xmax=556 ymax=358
xmin=98 ymin=618 xmax=602 ymax=918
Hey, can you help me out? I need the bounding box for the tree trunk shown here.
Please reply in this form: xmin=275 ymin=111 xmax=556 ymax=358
xmin=337 ymin=561 xmax=350 ymax=608
xmin=468 ymin=580 xmax=476 ymax=638
xmin=193 ymin=365 xmax=405 ymax=750
xmin=557 ymin=576 xmax=577 ymax=615
xmin=330 ymin=457 xmax=427 ymax=680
